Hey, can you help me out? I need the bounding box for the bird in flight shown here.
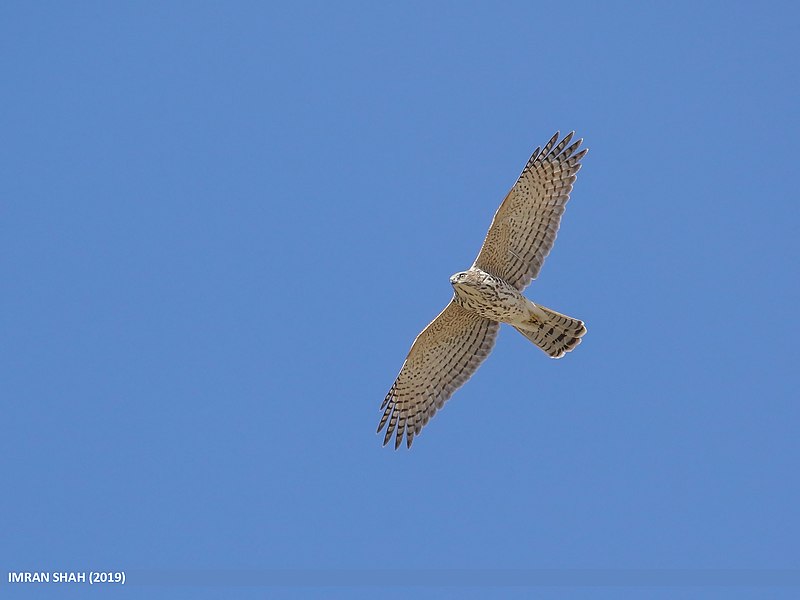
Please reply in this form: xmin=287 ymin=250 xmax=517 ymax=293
xmin=378 ymin=131 xmax=588 ymax=449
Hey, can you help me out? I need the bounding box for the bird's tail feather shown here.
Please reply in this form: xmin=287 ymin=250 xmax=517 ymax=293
xmin=514 ymin=305 xmax=586 ymax=358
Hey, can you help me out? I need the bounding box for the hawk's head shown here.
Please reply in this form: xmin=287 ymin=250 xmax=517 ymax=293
xmin=449 ymin=271 xmax=469 ymax=286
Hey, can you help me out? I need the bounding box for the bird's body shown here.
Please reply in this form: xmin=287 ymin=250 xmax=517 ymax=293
xmin=450 ymin=268 xmax=530 ymax=323
xmin=450 ymin=267 xmax=586 ymax=358
xmin=379 ymin=131 xmax=588 ymax=449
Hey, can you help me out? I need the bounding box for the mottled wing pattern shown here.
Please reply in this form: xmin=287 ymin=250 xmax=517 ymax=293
xmin=473 ymin=132 xmax=587 ymax=291
xmin=378 ymin=301 xmax=499 ymax=449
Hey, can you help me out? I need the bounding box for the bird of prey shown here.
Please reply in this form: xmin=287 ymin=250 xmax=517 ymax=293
xmin=378 ymin=131 xmax=588 ymax=449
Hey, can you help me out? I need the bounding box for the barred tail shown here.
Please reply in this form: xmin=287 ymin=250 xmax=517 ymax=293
xmin=514 ymin=305 xmax=586 ymax=358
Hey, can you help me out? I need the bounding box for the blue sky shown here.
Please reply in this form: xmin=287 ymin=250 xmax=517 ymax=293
xmin=1 ymin=1 xmax=799 ymax=598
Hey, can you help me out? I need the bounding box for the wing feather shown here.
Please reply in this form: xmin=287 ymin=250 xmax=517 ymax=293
xmin=378 ymin=301 xmax=498 ymax=448
xmin=473 ymin=131 xmax=587 ymax=291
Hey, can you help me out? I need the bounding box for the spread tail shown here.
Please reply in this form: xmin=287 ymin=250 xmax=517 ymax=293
xmin=514 ymin=305 xmax=586 ymax=358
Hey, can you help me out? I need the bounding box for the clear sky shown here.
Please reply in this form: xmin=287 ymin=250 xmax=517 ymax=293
xmin=2 ymin=2 xmax=799 ymax=599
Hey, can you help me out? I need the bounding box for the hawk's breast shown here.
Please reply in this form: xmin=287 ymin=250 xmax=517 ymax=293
xmin=451 ymin=268 xmax=528 ymax=323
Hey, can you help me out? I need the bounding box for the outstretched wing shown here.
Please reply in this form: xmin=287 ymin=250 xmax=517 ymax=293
xmin=473 ymin=131 xmax=587 ymax=291
xmin=378 ymin=301 xmax=499 ymax=449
